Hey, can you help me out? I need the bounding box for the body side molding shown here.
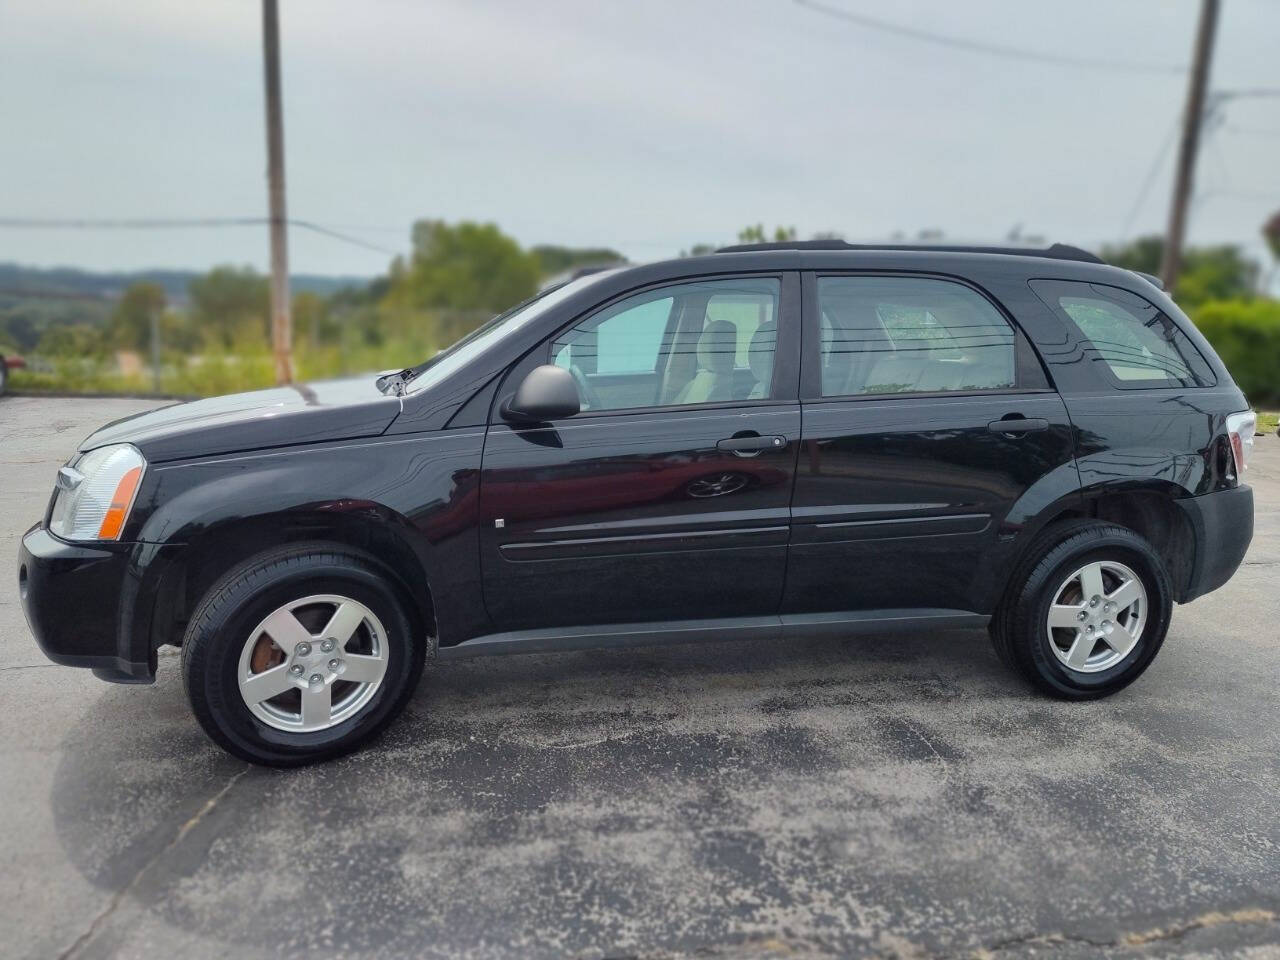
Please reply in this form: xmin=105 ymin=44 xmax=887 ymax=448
xmin=437 ymin=609 xmax=988 ymax=659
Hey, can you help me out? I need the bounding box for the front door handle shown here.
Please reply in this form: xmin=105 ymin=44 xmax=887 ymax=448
xmin=988 ymin=417 xmax=1049 ymax=435
xmin=717 ymin=435 xmax=787 ymax=457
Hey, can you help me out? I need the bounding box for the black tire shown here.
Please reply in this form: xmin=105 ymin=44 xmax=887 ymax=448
xmin=181 ymin=544 xmax=427 ymax=766
xmin=991 ymin=519 xmax=1173 ymax=699
xmin=0 ymin=358 xmax=8 ymax=395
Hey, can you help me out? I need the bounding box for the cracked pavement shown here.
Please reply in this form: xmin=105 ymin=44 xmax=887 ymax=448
xmin=2 ymin=396 xmax=1278 ymax=960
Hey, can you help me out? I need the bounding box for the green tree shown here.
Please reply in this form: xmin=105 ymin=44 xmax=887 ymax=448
xmin=383 ymin=220 xmax=541 ymax=347
xmin=106 ymin=282 xmax=166 ymax=352
xmin=1101 ymin=236 xmax=1164 ymax=275
xmin=36 ymin=323 xmax=104 ymax=358
xmin=326 ymin=280 xmax=390 ymax=350
xmin=293 ymin=291 xmax=330 ymax=350
xmin=188 ymin=266 xmax=270 ymax=348
xmin=1101 ymin=236 xmax=1258 ymax=307
xmin=678 ymin=243 xmax=717 ymax=257
xmin=392 ymin=220 xmax=540 ymax=312
xmin=1 ymin=298 xmax=111 ymax=351
xmin=530 ymin=245 xmax=624 ymax=278
xmin=1193 ymin=299 xmax=1280 ymax=405
xmin=736 ymin=224 xmax=797 ymax=244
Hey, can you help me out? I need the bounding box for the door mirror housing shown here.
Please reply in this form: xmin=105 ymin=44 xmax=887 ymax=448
xmin=503 ymin=364 xmax=581 ymax=422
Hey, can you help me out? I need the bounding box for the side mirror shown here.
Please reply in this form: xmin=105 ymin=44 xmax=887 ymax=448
xmin=502 ymin=364 xmax=581 ymax=422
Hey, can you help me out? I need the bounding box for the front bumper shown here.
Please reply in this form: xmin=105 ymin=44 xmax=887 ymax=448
xmin=17 ymin=525 xmax=177 ymax=683
xmin=1176 ymin=484 xmax=1254 ymax=602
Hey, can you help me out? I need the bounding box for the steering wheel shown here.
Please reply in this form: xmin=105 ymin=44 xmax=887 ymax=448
xmin=568 ymin=364 xmax=603 ymax=411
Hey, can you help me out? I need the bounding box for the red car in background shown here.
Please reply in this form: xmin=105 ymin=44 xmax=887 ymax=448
xmin=0 ymin=350 xmax=24 ymax=394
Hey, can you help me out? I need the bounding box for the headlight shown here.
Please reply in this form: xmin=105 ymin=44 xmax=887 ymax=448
xmin=49 ymin=444 xmax=147 ymax=541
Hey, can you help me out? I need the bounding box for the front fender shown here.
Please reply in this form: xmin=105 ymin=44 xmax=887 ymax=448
xmin=130 ymin=429 xmax=486 ymax=646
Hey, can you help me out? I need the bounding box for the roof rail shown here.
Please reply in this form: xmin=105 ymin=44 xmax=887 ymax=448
xmin=714 ymin=240 xmax=1105 ymax=264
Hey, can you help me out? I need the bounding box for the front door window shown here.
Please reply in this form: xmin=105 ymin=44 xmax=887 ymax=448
xmin=551 ymin=278 xmax=780 ymax=412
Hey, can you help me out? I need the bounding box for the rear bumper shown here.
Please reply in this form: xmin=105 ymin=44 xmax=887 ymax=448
xmin=1177 ymin=485 xmax=1253 ymax=602
xmin=17 ymin=525 xmax=180 ymax=683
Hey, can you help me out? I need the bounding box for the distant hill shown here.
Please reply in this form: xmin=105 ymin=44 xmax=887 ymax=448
xmin=0 ymin=262 xmax=370 ymax=306
xmin=0 ymin=262 xmax=372 ymax=351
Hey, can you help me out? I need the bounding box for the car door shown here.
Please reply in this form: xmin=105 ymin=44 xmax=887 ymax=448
xmin=784 ymin=272 xmax=1079 ymax=617
xmin=479 ymin=273 xmax=801 ymax=632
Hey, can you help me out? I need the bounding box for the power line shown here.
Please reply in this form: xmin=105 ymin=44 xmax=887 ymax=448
xmin=793 ymin=0 xmax=1186 ymax=75
xmin=291 ymin=220 xmax=399 ymax=256
xmin=1199 ymin=190 xmax=1280 ymax=203
xmin=0 ymin=215 xmax=401 ymax=256
xmin=303 ymin=221 xmax=408 ymax=234
xmin=0 ymin=216 xmax=262 ymax=228
xmin=1224 ymin=124 xmax=1280 ymax=139
xmin=1119 ymin=116 xmax=1181 ymax=241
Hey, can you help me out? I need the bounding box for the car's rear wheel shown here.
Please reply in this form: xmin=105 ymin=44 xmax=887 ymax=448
xmin=182 ymin=545 xmax=426 ymax=766
xmin=991 ymin=520 xmax=1172 ymax=699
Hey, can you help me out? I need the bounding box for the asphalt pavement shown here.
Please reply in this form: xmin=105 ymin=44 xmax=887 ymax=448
xmin=1 ymin=395 xmax=1277 ymax=960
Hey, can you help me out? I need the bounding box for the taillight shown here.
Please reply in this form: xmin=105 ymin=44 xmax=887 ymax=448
xmin=1225 ymin=410 xmax=1256 ymax=485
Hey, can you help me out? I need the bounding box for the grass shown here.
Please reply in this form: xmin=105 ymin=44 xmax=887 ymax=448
xmin=1258 ymin=411 xmax=1279 ymax=434
xmin=8 ymin=339 xmax=435 ymax=399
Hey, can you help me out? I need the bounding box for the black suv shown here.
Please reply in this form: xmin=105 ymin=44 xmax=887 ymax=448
xmin=18 ymin=243 xmax=1256 ymax=765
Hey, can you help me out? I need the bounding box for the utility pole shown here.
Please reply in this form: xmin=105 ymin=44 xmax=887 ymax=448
xmin=1160 ymin=0 xmax=1220 ymax=292
xmin=262 ymin=0 xmax=293 ymax=384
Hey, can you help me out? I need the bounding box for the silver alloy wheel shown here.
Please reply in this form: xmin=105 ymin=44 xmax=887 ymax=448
xmin=687 ymin=473 xmax=748 ymax=498
xmin=237 ymin=594 xmax=389 ymax=732
xmin=1046 ymin=559 xmax=1147 ymax=673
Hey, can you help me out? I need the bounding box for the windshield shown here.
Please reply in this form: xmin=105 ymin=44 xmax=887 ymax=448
xmin=402 ymin=271 xmax=617 ymax=395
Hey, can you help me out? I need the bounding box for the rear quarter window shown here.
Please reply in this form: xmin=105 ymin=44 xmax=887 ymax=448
xmin=1029 ymin=279 xmax=1215 ymax=389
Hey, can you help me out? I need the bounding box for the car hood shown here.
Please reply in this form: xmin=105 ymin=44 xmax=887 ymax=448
xmin=80 ymin=376 xmax=402 ymax=463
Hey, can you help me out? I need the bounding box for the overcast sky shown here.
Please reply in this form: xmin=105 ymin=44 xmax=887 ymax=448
xmin=1 ymin=0 xmax=1277 ymax=276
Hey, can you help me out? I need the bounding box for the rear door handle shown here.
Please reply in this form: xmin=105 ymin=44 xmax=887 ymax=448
xmin=717 ymin=435 xmax=787 ymax=456
xmin=988 ymin=417 xmax=1048 ymax=435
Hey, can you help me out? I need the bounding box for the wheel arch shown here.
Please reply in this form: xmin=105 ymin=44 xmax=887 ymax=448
xmin=1011 ymin=480 xmax=1197 ymax=604
xmin=148 ymin=504 xmax=437 ymax=655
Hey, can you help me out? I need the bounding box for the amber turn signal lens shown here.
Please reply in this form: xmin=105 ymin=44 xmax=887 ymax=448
xmin=96 ymin=466 xmax=143 ymax=540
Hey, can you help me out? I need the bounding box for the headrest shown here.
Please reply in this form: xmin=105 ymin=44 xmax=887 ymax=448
xmin=747 ymin=320 xmax=776 ymax=381
xmin=697 ymin=319 xmax=737 ymax=373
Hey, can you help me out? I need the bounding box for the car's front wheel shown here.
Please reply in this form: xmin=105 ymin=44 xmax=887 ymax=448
xmin=991 ymin=520 xmax=1172 ymax=699
xmin=182 ymin=545 xmax=426 ymax=766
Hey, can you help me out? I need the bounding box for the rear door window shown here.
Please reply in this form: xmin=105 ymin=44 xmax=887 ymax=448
xmin=817 ymin=276 xmax=1016 ymax=397
xmin=1030 ymin=280 xmax=1215 ymax=388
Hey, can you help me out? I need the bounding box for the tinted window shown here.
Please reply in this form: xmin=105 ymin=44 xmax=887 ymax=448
xmin=551 ymin=278 xmax=779 ymax=412
xmin=572 ymin=297 xmax=672 ymax=375
xmin=1030 ymin=280 xmax=1215 ymax=388
xmin=818 ymin=276 xmax=1016 ymax=397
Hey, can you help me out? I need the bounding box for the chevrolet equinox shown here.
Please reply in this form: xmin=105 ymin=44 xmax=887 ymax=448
xmin=18 ymin=242 xmax=1256 ymax=765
